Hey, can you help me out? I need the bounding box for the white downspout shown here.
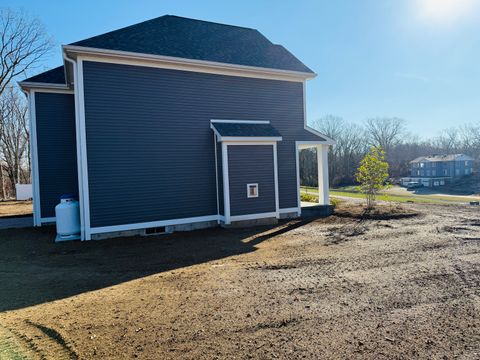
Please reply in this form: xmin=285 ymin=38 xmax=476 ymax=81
xmin=63 ymin=53 xmax=86 ymax=240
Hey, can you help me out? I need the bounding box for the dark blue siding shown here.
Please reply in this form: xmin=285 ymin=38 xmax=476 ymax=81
xmin=410 ymin=160 xmax=474 ymax=177
xmin=228 ymin=145 xmax=275 ymax=216
xmin=82 ymin=61 xmax=321 ymax=227
xmin=35 ymin=92 xmax=78 ymax=218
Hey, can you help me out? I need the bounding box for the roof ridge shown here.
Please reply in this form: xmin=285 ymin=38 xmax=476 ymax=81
xmin=164 ymin=15 xmax=258 ymax=32
xmin=70 ymin=14 xmax=259 ymax=46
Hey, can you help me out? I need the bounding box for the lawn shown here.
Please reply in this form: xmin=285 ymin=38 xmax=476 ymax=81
xmin=0 ymin=200 xmax=32 ymax=217
xmin=0 ymin=201 xmax=479 ymax=359
xmin=301 ymin=186 xmax=476 ymax=204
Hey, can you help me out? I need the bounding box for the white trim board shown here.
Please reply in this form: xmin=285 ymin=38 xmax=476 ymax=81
xmin=64 ymin=53 xmax=86 ymax=240
xmin=91 ymin=215 xmax=220 ymax=234
xmin=28 ymin=91 xmax=41 ymax=226
xmin=230 ymin=212 xmax=277 ymax=222
xmin=76 ymin=58 xmax=92 ymax=240
xmin=19 ymin=82 xmax=71 ymax=91
xmin=221 ymin=142 xmax=280 ymax=224
xmin=63 ymin=45 xmax=316 ymax=83
xmin=211 ymin=119 xmax=270 ymax=124
xmin=40 ymin=217 xmax=56 ymax=224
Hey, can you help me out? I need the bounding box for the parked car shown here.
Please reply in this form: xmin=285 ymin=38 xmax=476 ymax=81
xmin=405 ymin=181 xmax=423 ymax=189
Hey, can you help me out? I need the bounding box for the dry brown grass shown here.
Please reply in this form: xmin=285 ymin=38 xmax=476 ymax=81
xmin=0 ymin=200 xmax=32 ymax=217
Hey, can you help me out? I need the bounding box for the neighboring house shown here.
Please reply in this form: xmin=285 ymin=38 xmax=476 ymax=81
xmin=19 ymin=15 xmax=334 ymax=241
xmin=402 ymin=154 xmax=474 ymax=187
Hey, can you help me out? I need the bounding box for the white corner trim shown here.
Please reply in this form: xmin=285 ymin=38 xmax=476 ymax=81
xmin=210 ymin=119 xmax=270 ymax=124
xmin=90 ymin=215 xmax=220 ymax=235
xmin=222 ymin=142 xmax=231 ymax=225
xmin=317 ymin=144 xmax=330 ymax=205
xmin=273 ymin=143 xmax=280 ymax=218
xmin=295 ymin=141 xmax=302 ymax=217
xmin=64 ymin=53 xmax=86 ymax=241
xmin=63 ymin=45 xmax=316 ymax=82
xmin=77 ymin=58 xmax=92 ymax=240
xmin=213 ymin=133 xmax=220 ymax=224
xmin=230 ymin=212 xmax=278 ymax=222
xmin=28 ymin=91 xmax=41 ymax=226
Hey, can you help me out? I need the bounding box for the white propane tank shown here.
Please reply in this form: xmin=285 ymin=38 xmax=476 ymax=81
xmin=55 ymin=194 xmax=81 ymax=241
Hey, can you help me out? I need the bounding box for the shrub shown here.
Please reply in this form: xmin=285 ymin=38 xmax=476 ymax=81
xmin=301 ymin=193 xmax=318 ymax=203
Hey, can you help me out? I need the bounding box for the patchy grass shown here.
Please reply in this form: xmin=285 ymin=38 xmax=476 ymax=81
xmin=0 ymin=201 xmax=32 ymax=217
xmin=301 ymin=186 xmax=474 ymax=204
xmin=1 ymin=203 xmax=479 ymax=359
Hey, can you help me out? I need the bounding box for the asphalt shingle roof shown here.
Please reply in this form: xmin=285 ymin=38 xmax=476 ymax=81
xmin=70 ymin=15 xmax=314 ymax=74
xmin=212 ymin=122 xmax=282 ymax=138
xmin=410 ymin=154 xmax=474 ymax=163
xmin=22 ymin=66 xmax=66 ymax=84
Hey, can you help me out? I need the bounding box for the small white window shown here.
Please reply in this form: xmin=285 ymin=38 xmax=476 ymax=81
xmin=247 ymin=183 xmax=258 ymax=198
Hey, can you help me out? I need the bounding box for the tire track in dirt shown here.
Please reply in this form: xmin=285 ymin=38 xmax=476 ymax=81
xmin=0 ymin=320 xmax=78 ymax=360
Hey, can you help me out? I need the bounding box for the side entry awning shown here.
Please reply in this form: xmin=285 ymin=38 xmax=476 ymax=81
xmin=210 ymin=120 xmax=282 ymax=142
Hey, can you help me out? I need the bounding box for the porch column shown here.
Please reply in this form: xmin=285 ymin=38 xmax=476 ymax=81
xmin=317 ymin=144 xmax=330 ymax=205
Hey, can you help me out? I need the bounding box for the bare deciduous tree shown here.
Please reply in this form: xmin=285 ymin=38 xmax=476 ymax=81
xmin=305 ymin=116 xmax=479 ymax=187
xmin=0 ymin=86 xmax=29 ymax=198
xmin=0 ymin=8 xmax=54 ymax=96
xmin=365 ymin=117 xmax=406 ymax=154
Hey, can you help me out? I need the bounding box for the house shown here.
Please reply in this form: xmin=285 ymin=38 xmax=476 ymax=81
xmin=402 ymin=154 xmax=474 ymax=187
xmin=19 ymin=15 xmax=334 ymax=241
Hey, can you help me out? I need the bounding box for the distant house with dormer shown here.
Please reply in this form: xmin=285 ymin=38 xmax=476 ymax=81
xmin=402 ymin=154 xmax=475 ymax=187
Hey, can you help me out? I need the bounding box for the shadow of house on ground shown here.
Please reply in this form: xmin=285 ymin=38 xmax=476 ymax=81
xmin=0 ymin=219 xmax=314 ymax=312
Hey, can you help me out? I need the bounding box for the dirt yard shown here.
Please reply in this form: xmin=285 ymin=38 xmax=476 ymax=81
xmin=0 ymin=200 xmax=32 ymax=217
xmin=0 ymin=201 xmax=479 ymax=359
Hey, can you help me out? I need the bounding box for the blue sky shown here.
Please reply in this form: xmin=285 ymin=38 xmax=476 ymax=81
xmin=6 ymin=0 xmax=480 ymax=137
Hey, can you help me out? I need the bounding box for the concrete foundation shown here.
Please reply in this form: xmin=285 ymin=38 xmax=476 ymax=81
xmin=222 ymin=216 xmax=278 ymax=228
xmin=301 ymin=204 xmax=334 ymax=218
xmin=279 ymin=211 xmax=300 ymax=220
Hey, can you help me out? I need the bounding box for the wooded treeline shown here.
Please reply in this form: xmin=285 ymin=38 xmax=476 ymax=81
xmin=0 ymin=87 xmax=30 ymax=198
xmin=0 ymin=8 xmax=54 ymax=199
xmin=301 ymin=116 xmax=480 ymax=187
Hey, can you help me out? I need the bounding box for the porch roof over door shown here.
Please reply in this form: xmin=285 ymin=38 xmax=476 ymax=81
xmin=210 ymin=120 xmax=282 ymax=142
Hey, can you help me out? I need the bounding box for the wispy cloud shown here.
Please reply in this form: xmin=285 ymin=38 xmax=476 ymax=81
xmin=394 ymin=72 xmax=430 ymax=83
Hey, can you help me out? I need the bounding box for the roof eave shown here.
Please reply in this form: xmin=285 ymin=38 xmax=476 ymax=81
xmin=62 ymin=45 xmax=317 ymax=81
xmin=18 ymin=81 xmax=71 ymax=91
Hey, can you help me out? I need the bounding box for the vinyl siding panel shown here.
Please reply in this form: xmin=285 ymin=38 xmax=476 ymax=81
xmin=35 ymin=92 xmax=78 ymax=218
xmin=82 ymin=61 xmax=322 ymax=227
xmin=228 ymin=145 xmax=275 ymax=216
